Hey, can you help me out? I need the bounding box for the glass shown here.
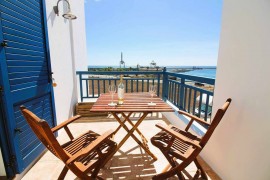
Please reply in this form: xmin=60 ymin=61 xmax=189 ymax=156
xmin=108 ymin=84 xmax=117 ymax=106
xmin=148 ymin=85 xmax=157 ymax=106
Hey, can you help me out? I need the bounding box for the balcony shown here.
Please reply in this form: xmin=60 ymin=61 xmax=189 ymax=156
xmin=21 ymin=69 xmax=218 ymax=179
xmin=0 ymin=0 xmax=268 ymax=179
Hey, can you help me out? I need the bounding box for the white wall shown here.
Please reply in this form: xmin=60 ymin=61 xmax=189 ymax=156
xmin=45 ymin=0 xmax=88 ymax=123
xmin=201 ymin=0 xmax=270 ymax=179
xmin=0 ymin=148 xmax=6 ymax=176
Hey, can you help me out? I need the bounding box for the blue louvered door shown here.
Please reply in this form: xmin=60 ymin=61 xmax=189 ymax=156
xmin=0 ymin=0 xmax=56 ymax=174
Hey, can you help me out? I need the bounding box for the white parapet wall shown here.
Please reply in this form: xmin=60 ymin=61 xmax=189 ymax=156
xmin=0 ymin=148 xmax=6 ymax=176
xmin=201 ymin=0 xmax=270 ymax=179
xmin=45 ymin=0 xmax=88 ymax=124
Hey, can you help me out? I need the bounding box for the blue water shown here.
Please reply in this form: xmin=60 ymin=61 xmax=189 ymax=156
xmin=183 ymin=69 xmax=216 ymax=79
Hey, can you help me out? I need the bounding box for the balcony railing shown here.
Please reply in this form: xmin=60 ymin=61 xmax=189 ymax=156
xmin=76 ymin=68 xmax=215 ymax=120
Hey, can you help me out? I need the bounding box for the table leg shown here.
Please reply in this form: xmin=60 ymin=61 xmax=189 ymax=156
xmin=113 ymin=112 xmax=132 ymax=135
xmin=111 ymin=112 xmax=157 ymax=160
xmin=121 ymin=112 xmax=148 ymax=143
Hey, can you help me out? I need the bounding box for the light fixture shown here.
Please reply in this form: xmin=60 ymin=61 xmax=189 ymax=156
xmin=53 ymin=0 xmax=77 ymax=20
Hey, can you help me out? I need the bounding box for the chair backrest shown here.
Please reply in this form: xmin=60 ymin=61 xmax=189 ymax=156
xmin=200 ymin=98 xmax=232 ymax=147
xmin=20 ymin=106 xmax=69 ymax=162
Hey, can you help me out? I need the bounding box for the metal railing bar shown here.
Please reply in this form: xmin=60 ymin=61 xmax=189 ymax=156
xmin=97 ymin=80 xmax=100 ymax=97
xmin=166 ymin=72 xmax=215 ymax=85
xmin=91 ymin=80 xmax=94 ymax=97
xmin=205 ymin=94 xmax=210 ymax=121
xmin=157 ymin=74 xmax=160 ymax=96
xmin=136 ymin=79 xmax=139 ymax=92
xmin=142 ymin=79 xmax=144 ymax=92
xmin=131 ymin=79 xmax=134 ymax=92
xmin=125 ymin=79 xmax=128 ymax=93
xmin=103 ymin=80 xmax=105 ymax=93
xmin=198 ymin=92 xmax=203 ymax=118
xmin=188 ymin=87 xmax=192 ymax=113
xmin=193 ymin=90 xmax=197 ymax=114
xmin=184 ymin=87 xmax=187 ymax=110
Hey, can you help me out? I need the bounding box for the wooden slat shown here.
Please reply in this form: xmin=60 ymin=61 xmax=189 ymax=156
xmin=4 ymin=34 xmax=43 ymax=47
xmin=8 ymin=71 xmax=48 ymax=79
xmin=8 ymin=66 xmax=47 ymax=73
xmin=75 ymin=102 xmax=107 ymax=117
xmin=6 ymin=41 xmax=44 ymax=52
xmin=6 ymin=53 xmax=45 ymax=61
xmin=10 ymin=79 xmax=48 ymax=91
xmin=14 ymin=94 xmax=54 ymax=157
xmin=3 ymin=26 xmax=43 ymax=43
xmin=7 ymin=60 xmax=47 ymax=67
xmin=0 ymin=0 xmax=41 ymax=20
xmin=2 ymin=19 xmax=42 ymax=37
xmin=0 ymin=8 xmax=41 ymax=29
xmin=9 ymin=75 xmax=48 ymax=85
xmin=5 ymin=47 xmax=45 ymax=57
xmin=90 ymin=93 xmax=174 ymax=113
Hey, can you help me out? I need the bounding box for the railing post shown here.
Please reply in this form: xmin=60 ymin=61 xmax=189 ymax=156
xmin=179 ymin=78 xmax=185 ymax=110
xmin=157 ymin=74 xmax=160 ymax=96
xmin=79 ymin=73 xmax=83 ymax=102
xmin=162 ymin=67 xmax=168 ymax=101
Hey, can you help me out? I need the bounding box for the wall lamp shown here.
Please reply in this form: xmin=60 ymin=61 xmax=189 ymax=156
xmin=53 ymin=0 xmax=77 ymax=20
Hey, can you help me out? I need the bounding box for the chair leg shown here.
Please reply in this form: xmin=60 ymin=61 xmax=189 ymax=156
xmin=91 ymin=145 xmax=117 ymax=178
xmin=96 ymin=176 xmax=104 ymax=180
xmin=194 ymin=158 xmax=208 ymax=180
xmin=153 ymin=151 xmax=184 ymax=179
xmin=58 ymin=166 xmax=69 ymax=180
xmin=153 ymin=165 xmax=185 ymax=180
xmin=193 ymin=169 xmax=201 ymax=179
xmin=153 ymin=151 xmax=195 ymax=180
xmin=91 ymin=162 xmax=103 ymax=178
xmin=163 ymin=153 xmax=184 ymax=179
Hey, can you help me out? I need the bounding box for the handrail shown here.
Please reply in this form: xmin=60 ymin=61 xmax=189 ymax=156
xmin=76 ymin=71 xmax=163 ymax=75
xmin=166 ymin=72 xmax=215 ymax=85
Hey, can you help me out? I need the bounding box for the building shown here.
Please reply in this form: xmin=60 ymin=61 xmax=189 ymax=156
xmin=1 ymin=0 xmax=270 ymax=179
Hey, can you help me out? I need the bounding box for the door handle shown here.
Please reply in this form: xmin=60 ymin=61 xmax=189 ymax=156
xmin=50 ymin=72 xmax=57 ymax=87
xmin=14 ymin=128 xmax=22 ymax=133
xmin=1 ymin=40 xmax=8 ymax=47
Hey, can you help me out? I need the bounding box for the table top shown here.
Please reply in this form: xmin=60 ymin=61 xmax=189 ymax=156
xmin=90 ymin=92 xmax=175 ymax=112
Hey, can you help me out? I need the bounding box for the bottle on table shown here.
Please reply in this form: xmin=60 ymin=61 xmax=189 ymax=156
xmin=118 ymin=75 xmax=124 ymax=104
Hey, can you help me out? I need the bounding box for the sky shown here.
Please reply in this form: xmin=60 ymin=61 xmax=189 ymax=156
xmin=84 ymin=0 xmax=223 ymax=67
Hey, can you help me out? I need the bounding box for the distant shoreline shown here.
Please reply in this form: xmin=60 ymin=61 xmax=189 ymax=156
xmin=88 ymin=65 xmax=217 ymax=69
xmin=87 ymin=66 xmax=216 ymax=79
xmin=88 ymin=66 xmax=216 ymax=72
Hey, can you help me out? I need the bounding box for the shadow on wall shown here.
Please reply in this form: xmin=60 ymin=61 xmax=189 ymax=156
xmin=47 ymin=1 xmax=71 ymax=26
xmin=47 ymin=6 xmax=56 ymax=26
xmin=69 ymin=21 xmax=78 ymax=117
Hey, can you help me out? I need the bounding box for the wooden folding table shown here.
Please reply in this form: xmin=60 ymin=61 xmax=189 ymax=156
xmin=90 ymin=92 xmax=174 ymax=160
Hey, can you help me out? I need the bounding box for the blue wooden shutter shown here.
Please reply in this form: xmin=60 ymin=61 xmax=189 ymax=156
xmin=0 ymin=0 xmax=56 ymax=173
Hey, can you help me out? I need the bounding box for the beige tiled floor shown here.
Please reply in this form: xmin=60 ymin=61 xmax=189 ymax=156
xmin=21 ymin=113 xmax=218 ymax=180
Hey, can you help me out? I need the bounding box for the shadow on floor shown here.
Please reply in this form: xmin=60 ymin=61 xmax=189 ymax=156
xmin=99 ymin=152 xmax=157 ymax=179
xmin=96 ymin=145 xmax=181 ymax=180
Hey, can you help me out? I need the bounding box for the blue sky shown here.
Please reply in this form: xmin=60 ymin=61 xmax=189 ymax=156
xmin=85 ymin=0 xmax=222 ymax=67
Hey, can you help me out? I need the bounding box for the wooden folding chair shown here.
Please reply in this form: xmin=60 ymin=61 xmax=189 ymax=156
xmin=20 ymin=106 xmax=117 ymax=180
xmin=151 ymin=98 xmax=231 ymax=179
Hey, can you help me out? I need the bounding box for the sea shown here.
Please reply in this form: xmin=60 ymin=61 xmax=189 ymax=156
xmin=166 ymin=66 xmax=216 ymax=79
xmin=88 ymin=66 xmax=216 ymax=79
xmin=182 ymin=69 xmax=216 ymax=79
